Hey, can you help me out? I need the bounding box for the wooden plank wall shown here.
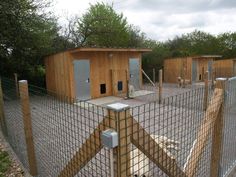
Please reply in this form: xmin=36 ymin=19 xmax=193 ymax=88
xmin=214 ymin=59 xmax=234 ymax=78
xmin=186 ymin=57 xmax=192 ymax=82
xmin=164 ymin=57 xmax=192 ymax=83
xmin=45 ymin=52 xmax=72 ymax=98
xmin=164 ymin=58 xmax=182 ymax=83
xmin=45 ymin=51 xmax=142 ymax=99
xmin=71 ymin=51 xmax=141 ymax=99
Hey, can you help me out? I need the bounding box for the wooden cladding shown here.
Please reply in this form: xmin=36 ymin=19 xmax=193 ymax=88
xmin=164 ymin=57 xmax=215 ymax=83
xmin=214 ymin=59 xmax=235 ymax=78
xmin=45 ymin=51 xmax=142 ymax=99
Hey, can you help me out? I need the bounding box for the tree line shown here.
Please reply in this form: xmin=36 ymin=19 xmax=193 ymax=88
xmin=0 ymin=1 xmax=236 ymax=86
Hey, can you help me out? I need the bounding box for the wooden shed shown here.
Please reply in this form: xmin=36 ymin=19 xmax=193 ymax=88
xmin=214 ymin=59 xmax=236 ymax=78
xmin=44 ymin=47 xmax=151 ymax=100
xmin=164 ymin=55 xmax=222 ymax=83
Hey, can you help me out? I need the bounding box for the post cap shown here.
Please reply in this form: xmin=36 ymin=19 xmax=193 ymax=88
xmin=107 ymin=103 xmax=130 ymax=112
xmin=216 ymin=78 xmax=227 ymax=81
xmin=19 ymin=80 xmax=28 ymax=83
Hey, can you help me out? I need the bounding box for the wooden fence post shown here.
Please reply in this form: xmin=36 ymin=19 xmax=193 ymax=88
xmin=14 ymin=73 xmax=19 ymax=98
xmin=210 ymin=78 xmax=227 ymax=177
xmin=107 ymin=103 xmax=131 ymax=177
xmin=203 ymin=71 xmax=209 ymax=110
xmin=183 ymin=67 xmax=186 ymax=88
xmin=0 ymin=79 xmax=7 ymax=136
xmin=19 ymin=80 xmax=37 ymax=176
xmin=159 ymin=69 xmax=163 ymax=104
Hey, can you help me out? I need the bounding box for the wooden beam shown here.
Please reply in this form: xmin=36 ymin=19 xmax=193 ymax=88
xmin=58 ymin=116 xmax=112 ymax=177
xmin=19 ymin=80 xmax=37 ymax=176
xmin=203 ymin=71 xmax=209 ymax=110
xmin=210 ymin=78 xmax=227 ymax=177
xmin=141 ymin=69 xmax=156 ymax=87
xmin=225 ymin=163 xmax=236 ymax=177
xmin=184 ymin=88 xmax=224 ymax=177
xmin=131 ymin=119 xmax=186 ymax=177
xmin=0 ymin=79 xmax=7 ymax=136
xmin=159 ymin=69 xmax=163 ymax=104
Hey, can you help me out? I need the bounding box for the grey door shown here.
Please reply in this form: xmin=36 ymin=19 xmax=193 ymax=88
xmin=73 ymin=60 xmax=91 ymax=100
xmin=234 ymin=61 xmax=236 ymax=76
xmin=192 ymin=60 xmax=197 ymax=82
xmin=208 ymin=60 xmax=213 ymax=79
xmin=129 ymin=58 xmax=140 ymax=89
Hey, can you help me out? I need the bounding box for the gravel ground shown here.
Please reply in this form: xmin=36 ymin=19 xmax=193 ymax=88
xmin=0 ymin=131 xmax=27 ymax=177
xmin=3 ymin=94 xmax=207 ymax=177
xmin=1 ymin=81 xmax=235 ymax=177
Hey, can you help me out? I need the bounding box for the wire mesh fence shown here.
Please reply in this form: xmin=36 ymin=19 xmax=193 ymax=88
xmin=0 ymin=76 xmax=235 ymax=177
xmin=220 ymin=76 xmax=236 ymax=177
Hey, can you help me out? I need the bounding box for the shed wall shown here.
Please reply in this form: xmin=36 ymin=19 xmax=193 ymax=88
xmin=45 ymin=51 xmax=141 ymax=99
xmin=45 ymin=52 xmax=72 ymax=98
xmin=164 ymin=57 xmax=192 ymax=83
xmin=214 ymin=59 xmax=234 ymax=78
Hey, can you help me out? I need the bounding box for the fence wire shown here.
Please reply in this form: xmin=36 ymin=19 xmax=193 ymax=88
xmin=220 ymin=77 xmax=236 ymax=177
xmin=0 ymin=76 xmax=235 ymax=177
xmin=1 ymin=77 xmax=30 ymax=172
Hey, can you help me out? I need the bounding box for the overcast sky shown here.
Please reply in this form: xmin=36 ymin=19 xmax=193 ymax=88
xmin=53 ymin=0 xmax=236 ymax=41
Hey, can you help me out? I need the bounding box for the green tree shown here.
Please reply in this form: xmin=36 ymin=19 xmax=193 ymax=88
xmin=71 ymin=3 xmax=132 ymax=47
xmin=0 ymin=0 xmax=71 ymax=86
xmin=218 ymin=32 xmax=236 ymax=58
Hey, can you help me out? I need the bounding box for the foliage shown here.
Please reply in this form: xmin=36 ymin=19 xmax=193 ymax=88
xmin=0 ymin=0 xmax=73 ymax=86
xmin=68 ymin=3 xmax=147 ymax=48
xmin=70 ymin=3 xmax=130 ymax=47
xmin=1 ymin=1 xmax=236 ymax=87
xmin=0 ymin=149 xmax=11 ymax=175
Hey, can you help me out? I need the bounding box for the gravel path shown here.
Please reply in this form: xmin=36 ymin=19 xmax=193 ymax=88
xmin=0 ymin=131 xmax=27 ymax=177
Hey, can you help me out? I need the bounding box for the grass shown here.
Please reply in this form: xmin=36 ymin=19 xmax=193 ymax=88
xmin=0 ymin=148 xmax=11 ymax=177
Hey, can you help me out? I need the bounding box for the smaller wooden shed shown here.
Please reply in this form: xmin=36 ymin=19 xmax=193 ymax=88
xmin=214 ymin=59 xmax=236 ymax=78
xmin=44 ymin=47 xmax=151 ymax=100
xmin=164 ymin=55 xmax=222 ymax=83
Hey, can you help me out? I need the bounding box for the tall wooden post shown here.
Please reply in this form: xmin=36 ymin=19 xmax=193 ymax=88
xmin=107 ymin=103 xmax=131 ymax=177
xmin=14 ymin=73 xmax=19 ymax=98
xmin=210 ymin=78 xmax=227 ymax=177
xmin=126 ymin=70 xmax=129 ymax=98
xmin=183 ymin=67 xmax=186 ymax=88
xmin=153 ymin=68 xmax=156 ymax=84
xmin=203 ymin=71 xmax=209 ymax=110
xmin=0 ymin=79 xmax=7 ymax=136
xmin=159 ymin=69 xmax=163 ymax=104
xmin=19 ymin=80 xmax=37 ymax=176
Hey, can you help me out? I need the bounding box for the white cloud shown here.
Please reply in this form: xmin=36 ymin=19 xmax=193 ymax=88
xmin=54 ymin=0 xmax=236 ymax=41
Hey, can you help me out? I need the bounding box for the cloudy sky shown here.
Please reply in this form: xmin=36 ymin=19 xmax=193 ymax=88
xmin=53 ymin=0 xmax=236 ymax=41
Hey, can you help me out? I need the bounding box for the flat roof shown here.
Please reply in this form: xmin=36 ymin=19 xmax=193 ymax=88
xmin=45 ymin=47 xmax=152 ymax=57
xmin=165 ymin=55 xmax=222 ymax=61
xmin=69 ymin=47 xmax=152 ymax=53
xmin=192 ymin=55 xmax=222 ymax=59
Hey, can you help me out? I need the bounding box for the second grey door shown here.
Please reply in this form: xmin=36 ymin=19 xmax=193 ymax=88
xmin=234 ymin=61 xmax=236 ymax=76
xmin=73 ymin=60 xmax=91 ymax=100
xmin=129 ymin=58 xmax=140 ymax=89
xmin=208 ymin=60 xmax=213 ymax=79
xmin=192 ymin=60 xmax=197 ymax=82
